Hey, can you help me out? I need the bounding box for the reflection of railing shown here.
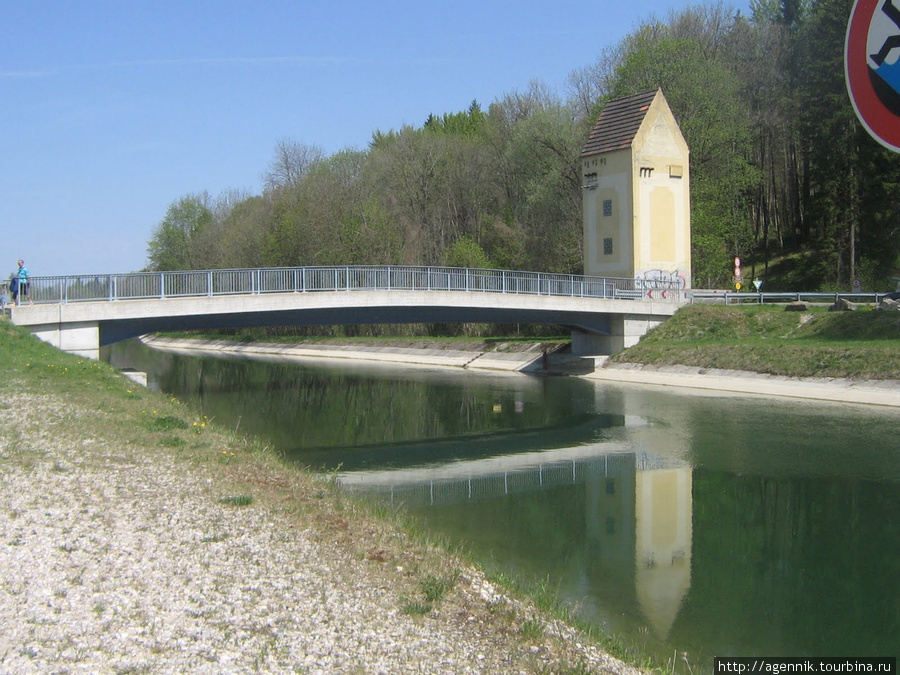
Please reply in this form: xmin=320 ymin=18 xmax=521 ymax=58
xmin=20 ymin=265 xmax=684 ymax=305
xmin=341 ymin=450 xmax=682 ymax=507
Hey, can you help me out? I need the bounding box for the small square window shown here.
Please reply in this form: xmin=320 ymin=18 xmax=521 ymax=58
xmin=603 ymin=238 xmax=613 ymax=255
xmin=602 ymin=199 xmax=612 ymax=217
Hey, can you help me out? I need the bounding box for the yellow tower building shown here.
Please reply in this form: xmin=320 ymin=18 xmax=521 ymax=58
xmin=581 ymin=90 xmax=691 ymax=290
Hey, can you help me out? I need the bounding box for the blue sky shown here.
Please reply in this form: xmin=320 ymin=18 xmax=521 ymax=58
xmin=2 ymin=1 xmax=748 ymax=277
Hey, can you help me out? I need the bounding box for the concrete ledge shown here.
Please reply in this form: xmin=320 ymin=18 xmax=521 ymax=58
xmin=466 ymin=351 xmax=543 ymax=371
xmin=141 ymin=336 xmax=552 ymax=373
xmin=586 ymin=362 xmax=900 ymax=408
xmin=142 ymin=337 xmax=483 ymax=369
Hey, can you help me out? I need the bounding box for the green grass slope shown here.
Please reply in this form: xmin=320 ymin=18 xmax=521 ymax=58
xmin=610 ymin=304 xmax=900 ymax=380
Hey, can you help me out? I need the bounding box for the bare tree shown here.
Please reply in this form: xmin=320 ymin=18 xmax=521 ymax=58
xmin=566 ymin=45 xmax=624 ymax=120
xmin=262 ymin=139 xmax=325 ymax=191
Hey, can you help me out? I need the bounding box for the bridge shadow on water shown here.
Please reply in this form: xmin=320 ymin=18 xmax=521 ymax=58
xmin=299 ymin=411 xmax=626 ymax=473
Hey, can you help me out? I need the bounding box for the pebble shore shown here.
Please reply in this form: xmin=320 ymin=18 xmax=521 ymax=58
xmin=0 ymin=391 xmax=642 ymax=675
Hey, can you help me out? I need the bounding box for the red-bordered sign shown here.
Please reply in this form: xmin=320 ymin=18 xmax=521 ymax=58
xmin=846 ymin=0 xmax=900 ymax=152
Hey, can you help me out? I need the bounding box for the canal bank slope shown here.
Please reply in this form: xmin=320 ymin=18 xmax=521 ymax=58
xmin=141 ymin=336 xmax=900 ymax=408
xmin=0 ymin=322 xmax=642 ymax=675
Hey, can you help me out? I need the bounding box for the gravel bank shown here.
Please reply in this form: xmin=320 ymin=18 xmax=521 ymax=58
xmin=0 ymin=391 xmax=642 ymax=675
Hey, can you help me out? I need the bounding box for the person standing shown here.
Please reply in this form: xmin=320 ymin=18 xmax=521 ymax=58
xmin=17 ymin=259 xmax=31 ymax=304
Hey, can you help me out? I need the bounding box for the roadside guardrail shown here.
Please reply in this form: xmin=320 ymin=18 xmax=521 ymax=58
xmin=687 ymin=290 xmax=896 ymax=305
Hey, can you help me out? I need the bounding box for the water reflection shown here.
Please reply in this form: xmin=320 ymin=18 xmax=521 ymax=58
xmin=343 ymin=446 xmax=693 ymax=640
xmin=107 ymin=339 xmax=900 ymax=661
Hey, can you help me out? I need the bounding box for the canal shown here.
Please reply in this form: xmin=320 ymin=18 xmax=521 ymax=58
xmin=108 ymin=339 xmax=900 ymax=663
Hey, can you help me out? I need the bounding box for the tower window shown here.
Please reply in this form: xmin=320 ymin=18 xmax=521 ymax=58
xmin=640 ymin=167 xmax=654 ymax=178
xmin=603 ymin=238 xmax=613 ymax=255
xmin=602 ymin=199 xmax=612 ymax=217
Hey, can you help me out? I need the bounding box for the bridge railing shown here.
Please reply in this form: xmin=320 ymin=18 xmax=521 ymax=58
xmin=20 ymin=265 xmax=685 ymax=305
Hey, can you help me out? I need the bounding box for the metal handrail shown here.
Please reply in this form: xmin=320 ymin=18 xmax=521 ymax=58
xmin=18 ymin=265 xmax=685 ymax=305
xmin=687 ymin=290 xmax=894 ymax=305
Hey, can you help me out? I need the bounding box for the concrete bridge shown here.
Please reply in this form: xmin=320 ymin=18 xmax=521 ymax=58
xmin=9 ymin=265 xmax=686 ymax=359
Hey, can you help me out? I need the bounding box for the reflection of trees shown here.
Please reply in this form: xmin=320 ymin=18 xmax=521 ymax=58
xmin=153 ymin=353 xmax=599 ymax=457
xmin=676 ymin=471 xmax=900 ymax=656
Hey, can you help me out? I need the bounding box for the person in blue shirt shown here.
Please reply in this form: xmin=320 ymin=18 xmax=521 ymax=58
xmin=17 ymin=259 xmax=31 ymax=304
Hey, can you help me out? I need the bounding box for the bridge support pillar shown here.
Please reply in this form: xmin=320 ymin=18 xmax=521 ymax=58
xmin=571 ymin=314 xmax=664 ymax=355
xmin=28 ymin=322 xmax=101 ymax=360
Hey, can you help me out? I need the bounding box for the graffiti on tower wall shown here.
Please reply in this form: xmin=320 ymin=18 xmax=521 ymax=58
xmin=635 ymin=269 xmax=687 ymax=290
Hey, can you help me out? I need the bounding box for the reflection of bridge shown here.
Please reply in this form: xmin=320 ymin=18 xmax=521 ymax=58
xmin=342 ymin=444 xmax=693 ymax=640
xmin=338 ymin=443 xmax=684 ymax=506
xmin=9 ymin=265 xmax=684 ymax=358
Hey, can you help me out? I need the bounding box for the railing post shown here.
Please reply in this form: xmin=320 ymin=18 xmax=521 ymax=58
xmin=207 ymin=271 xmax=213 ymax=297
xmin=160 ymin=273 xmax=165 ymax=299
xmin=346 ymin=266 xmax=350 ymax=291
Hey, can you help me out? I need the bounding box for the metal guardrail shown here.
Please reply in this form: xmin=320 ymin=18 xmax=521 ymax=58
xmin=16 ymin=265 xmax=685 ymax=305
xmin=687 ymin=290 xmax=895 ymax=305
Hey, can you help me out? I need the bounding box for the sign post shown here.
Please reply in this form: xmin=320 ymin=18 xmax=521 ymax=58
xmin=845 ymin=0 xmax=900 ymax=152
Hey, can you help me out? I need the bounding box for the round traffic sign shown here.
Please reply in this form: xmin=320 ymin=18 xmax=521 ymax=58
xmin=845 ymin=0 xmax=900 ymax=152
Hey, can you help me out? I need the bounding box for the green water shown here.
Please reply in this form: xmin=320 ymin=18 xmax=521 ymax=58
xmin=109 ymin=340 xmax=900 ymax=663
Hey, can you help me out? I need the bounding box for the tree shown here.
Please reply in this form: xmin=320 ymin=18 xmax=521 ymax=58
xmin=262 ymin=139 xmax=325 ymax=192
xmin=610 ymin=16 xmax=758 ymax=286
xmin=796 ymin=0 xmax=900 ymax=289
xmin=444 ymin=235 xmax=493 ymax=268
xmin=146 ymin=193 xmax=213 ymax=271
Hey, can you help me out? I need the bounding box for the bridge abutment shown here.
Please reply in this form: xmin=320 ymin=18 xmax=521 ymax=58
xmin=29 ymin=322 xmax=101 ymax=360
xmin=571 ymin=314 xmax=664 ymax=355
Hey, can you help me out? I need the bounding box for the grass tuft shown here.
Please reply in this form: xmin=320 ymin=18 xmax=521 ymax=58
xmin=148 ymin=415 xmax=189 ymax=431
xmin=218 ymin=495 xmax=253 ymax=507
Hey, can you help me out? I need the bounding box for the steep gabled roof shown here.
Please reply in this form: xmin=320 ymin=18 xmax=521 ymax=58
xmin=581 ymin=90 xmax=658 ymax=157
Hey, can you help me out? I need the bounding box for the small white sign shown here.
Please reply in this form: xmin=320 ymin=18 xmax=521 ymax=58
xmin=753 ymin=279 xmax=763 ymax=291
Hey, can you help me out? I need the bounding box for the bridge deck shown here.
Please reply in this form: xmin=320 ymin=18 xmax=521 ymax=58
xmin=8 ymin=265 xmax=686 ymax=357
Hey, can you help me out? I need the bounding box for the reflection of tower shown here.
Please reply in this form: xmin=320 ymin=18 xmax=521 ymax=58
xmin=634 ymin=452 xmax=692 ymax=639
xmin=585 ymin=453 xmax=636 ymax=574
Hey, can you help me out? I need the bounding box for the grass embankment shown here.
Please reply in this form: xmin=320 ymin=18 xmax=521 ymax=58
xmin=611 ymin=303 xmax=900 ymax=380
xmin=0 ymin=319 xmax=648 ymax=674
